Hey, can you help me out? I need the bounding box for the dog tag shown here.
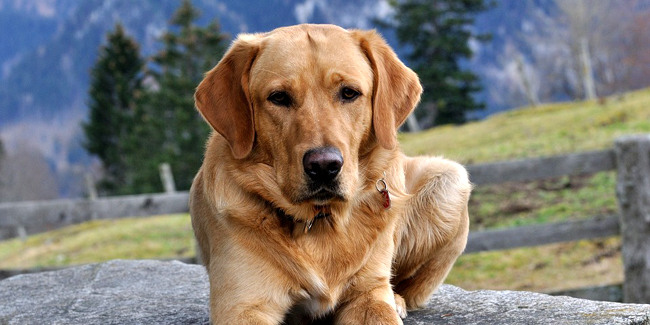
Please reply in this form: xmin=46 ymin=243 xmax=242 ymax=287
xmin=304 ymin=219 xmax=314 ymax=234
xmin=380 ymin=189 xmax=391 ymax=209
xmin=375 ymin=176 xmax=391 ymax=209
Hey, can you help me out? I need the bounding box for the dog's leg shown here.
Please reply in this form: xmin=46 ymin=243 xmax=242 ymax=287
xmin=392 ymin=155 xmax=471 ymax=309
xmin=393 ymin=293 xmax=407 ymax=319
xmin=334 ymin=225 xmax=403 ymax=325
xmin=206 ymin=244 xmax=298 ymax=324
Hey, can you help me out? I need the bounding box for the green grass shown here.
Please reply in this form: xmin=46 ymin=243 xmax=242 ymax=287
xmin=399 ymin=89 xmax=650 ymax=164
xmin=468 ymin=172 xmax=618 ymax=231
xmin=0 ymin=215 xmax=194 ymax=269
xmin=449 ymin=237 xmax=623 ymax=292
xmin=3 ymin=88 xmax=650 ymax=292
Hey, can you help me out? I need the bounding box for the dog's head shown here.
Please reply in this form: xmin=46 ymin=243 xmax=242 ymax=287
xmin=196 ymin=24 xmax=421 ymax=208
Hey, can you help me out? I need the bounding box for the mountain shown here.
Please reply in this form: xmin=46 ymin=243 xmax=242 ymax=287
xmin=0 ymin=0 xmax=541 ymax=126
xmin=0 ymin=0 xmax=402 ymax=124
xmin=0 ymin=0 xmax=398 ymax=199
xmin=0 ymin=0 xmax=647 ymax=199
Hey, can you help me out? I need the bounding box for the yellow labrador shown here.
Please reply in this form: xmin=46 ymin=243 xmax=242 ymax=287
xmin=190 ymin=24 xmax=471 ymax=324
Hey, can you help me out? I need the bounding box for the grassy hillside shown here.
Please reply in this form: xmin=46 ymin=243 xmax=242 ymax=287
xmin=3 ymin=88 xmax=650 ymax=292
xmin=400 ymin=88 xmax=650 ymax=163
xmin=0 ymin=215 xmax=194 ymax=269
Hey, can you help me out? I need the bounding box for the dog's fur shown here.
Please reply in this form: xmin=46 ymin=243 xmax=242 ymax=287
xmin=190 ymin=24 xmax=471 ymax=324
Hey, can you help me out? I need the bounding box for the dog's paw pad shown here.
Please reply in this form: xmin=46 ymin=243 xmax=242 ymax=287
xmin=394 ymin=293 xmax=407 ymax=319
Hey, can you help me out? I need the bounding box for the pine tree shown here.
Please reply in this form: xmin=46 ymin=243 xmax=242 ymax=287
xmin=383 ymin=0 xmax=491 ymax=127
xmin=83 ymin=23 xmax=145 ymax=194
xmin=124 ymin=0 xmax=228 ymax=193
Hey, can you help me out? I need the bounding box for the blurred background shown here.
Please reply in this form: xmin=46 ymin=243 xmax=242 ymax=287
xmin=1 ymin=0 xmax=649 ymax=199
xmin=1 ymin=0 xmax=650 ymax=303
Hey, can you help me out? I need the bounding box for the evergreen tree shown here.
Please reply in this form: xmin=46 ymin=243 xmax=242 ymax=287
xmin=124 ymin=0 xmax=228 ymax=193
xmin=83 ymin=23 xmax=144 ymax=194
xmin=383 ymin=0 xmax=492 ymax=126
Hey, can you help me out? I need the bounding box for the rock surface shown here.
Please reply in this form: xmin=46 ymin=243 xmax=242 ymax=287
xmin=0 ymin=259 xmax=648 ymax=324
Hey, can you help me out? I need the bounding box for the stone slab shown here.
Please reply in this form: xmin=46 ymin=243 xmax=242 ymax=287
xmin=0 ymin=260 xmax=648 ymax=324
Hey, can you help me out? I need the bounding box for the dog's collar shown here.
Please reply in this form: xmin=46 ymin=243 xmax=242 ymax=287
xmin=275 ymin=205 xmax=331 ymax=234
xmin=274 ymin=175 xmax=391 ymax=234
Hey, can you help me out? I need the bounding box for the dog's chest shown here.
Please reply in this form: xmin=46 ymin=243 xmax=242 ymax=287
xmin=298 ymin=205 xmax=398 ymax=284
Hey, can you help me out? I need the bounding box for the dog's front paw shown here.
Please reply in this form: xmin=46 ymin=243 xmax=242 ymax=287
xmin=337 ymin=299 xmax=403 ymax=325
xmin=394 ymin=293 xmax=407 ymax=319
xmin=364 ymin=300 xmax=403 ymax=325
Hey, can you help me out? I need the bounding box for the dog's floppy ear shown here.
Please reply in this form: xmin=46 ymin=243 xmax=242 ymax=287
xmin=353 ymin=30 xmax=422 ymax=150
xmin=195 ymin=34 xmax=260 ymax=159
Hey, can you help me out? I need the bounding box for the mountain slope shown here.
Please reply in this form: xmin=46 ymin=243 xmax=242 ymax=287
xmin=400 ymin=88 xmax=650 ymax=164
xmin=0 ymin=0 xmax=396 ymax=124
xmin=2 ymin=0 xmax=565 ymax=125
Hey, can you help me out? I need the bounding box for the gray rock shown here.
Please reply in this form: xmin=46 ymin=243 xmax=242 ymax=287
xmin=0 ymin=260 xmax=209 ymax=325
xmin=410 ymin=286 xmax=650 ymax=325
xmin=0 ymin=259 xmax=648 ymax=324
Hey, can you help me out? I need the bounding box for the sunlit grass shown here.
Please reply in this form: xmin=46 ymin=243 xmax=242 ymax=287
xmin=0 ymin=215 xmax=194 ymax=269
xmin=447 ymin=237 xmax=623 ymax=293
xmin=399 ymin=88 xmax=650 ymax=164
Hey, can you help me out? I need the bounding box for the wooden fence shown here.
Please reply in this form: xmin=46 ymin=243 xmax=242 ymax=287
xmin=1 ymin=135 xmax=650 ymax=303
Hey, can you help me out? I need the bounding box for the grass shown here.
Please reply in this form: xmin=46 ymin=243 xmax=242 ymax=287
xmin=449 ymin=237 xmax=623 ymax=293
xmin=3 ymin=88 xmax=650 ymax=292
xmin=468 ymin=172 xmax=618 ymax=231
xmin=399 ymin=89 xmax=650 ymax=164
xmin=0 ymin=215 xmax=195 ymax=269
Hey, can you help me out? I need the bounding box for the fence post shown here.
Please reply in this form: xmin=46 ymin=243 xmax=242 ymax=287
xmin=159 ymin=163 xmax=176 ymax=194
xmin=84 ymin=173 xmax=98 ymax=221
xmin=614 ymin=134 xmax=650 ymax=303
xmin=84 ymin=173 xmax=98 ymax=200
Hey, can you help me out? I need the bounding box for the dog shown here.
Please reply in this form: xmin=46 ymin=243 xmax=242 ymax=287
xmin=190 ymin=24 xmax=471 ymax=324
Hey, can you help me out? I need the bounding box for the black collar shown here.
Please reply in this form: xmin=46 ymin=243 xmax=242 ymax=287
xmin=275 ymin=206 xmax=331 ymax=234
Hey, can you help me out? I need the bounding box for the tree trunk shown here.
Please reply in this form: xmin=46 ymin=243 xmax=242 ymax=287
xmin=405 ymin=114 xmax=421 ymax=132
xmin=580 ymin=37 xmax=597 ymax=100
xmin=516 ymin=55 xmax=539 ymax=107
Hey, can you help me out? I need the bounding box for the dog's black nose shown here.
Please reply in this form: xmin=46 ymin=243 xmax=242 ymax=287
xmin=303 ymin=147 xmax=343 ymax=184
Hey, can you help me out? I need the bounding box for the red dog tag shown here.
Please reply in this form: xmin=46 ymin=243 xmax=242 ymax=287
xmin=380 ymin=189 xmax=391 ymax=209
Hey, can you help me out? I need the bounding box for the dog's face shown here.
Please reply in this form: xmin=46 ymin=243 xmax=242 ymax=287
xmin=248 ymin=26 xmax=374 ymax=205
xmin=195 ymin=24 xmax=421 ymax=208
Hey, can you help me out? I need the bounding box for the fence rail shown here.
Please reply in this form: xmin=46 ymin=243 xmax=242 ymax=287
xmin=0 ymin=193 xmax=188 ymax=240
xmin=466 ymin=149 xmax=616 ymax=185
xmin=465 ymin=215 xmax=620 ymax=253
xmin=2 ymin=135 xmax=650 ymax=303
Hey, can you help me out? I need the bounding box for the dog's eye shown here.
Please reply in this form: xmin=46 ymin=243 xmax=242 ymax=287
xmin=268 ymin=91 xmax=291 ymax=107
xmin=340 ymin=87 xmax=360 ymax=101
